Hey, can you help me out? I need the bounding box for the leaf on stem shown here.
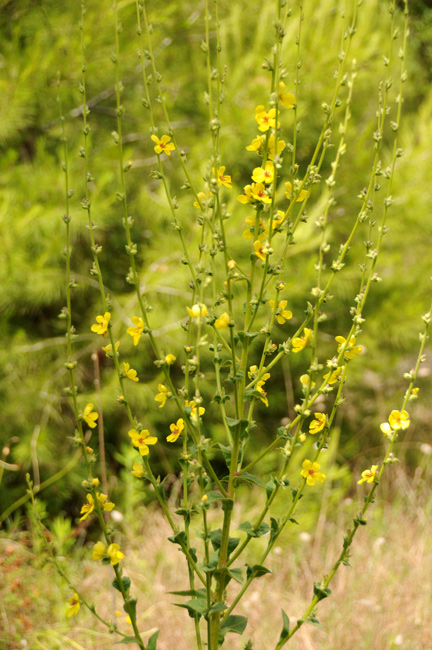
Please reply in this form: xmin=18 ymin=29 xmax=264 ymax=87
xmin=277 ymin=608 xmax=290 ymax=646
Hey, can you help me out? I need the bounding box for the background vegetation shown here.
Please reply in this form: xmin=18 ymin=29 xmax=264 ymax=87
xmin=0 ymin=0 xmax=432 ymax=646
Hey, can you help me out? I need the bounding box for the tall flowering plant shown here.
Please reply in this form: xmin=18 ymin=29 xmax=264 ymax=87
xmin=26 ymin=0 xmax=431 ymax=648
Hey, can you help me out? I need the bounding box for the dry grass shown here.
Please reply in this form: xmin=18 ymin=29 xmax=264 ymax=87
xmin=1 ymin=466 xmax=431 ymax=650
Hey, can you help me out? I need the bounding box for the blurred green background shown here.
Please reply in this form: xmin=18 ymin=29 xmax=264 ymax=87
xmin=1 ymin=0 xmax=432 ymax=524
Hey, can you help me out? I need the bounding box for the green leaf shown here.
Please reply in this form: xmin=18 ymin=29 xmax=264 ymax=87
xmin=278 ymin=608 xmax=290 ymax=646
xmin=237 ymin=521 xmax=270 ymax=538
xmin=209 ymin=529 xmax=240 ymax=556
xmin=112 ymin=576 xmax=131 ymax=593
xmin=225 ymin=418 xmax=249 ymax=439
xmin=147 ymin=631 xmax=159 ymax=650
xmin=245 ymin=564 xmax=272 ymax=580
xmin=115 ymin=636 xmax=141 ymax=645
xmin=174 ymin=598 xmax=207 ymax=618
xmin=167 ymin=531 xmax=187 ymax=547
xmin=227 ymin=567 xmax=244 ymax=584
xmin=168 ymin=588 xmax=207 ymax=598
xmin=235 ymin=472 xmax=267 ymax=489
xmin=313 ymin=582 xmax=331 ymax=602
xmin=270 ymin=517 xmax=280 ymax=542
xmin=266 ymin=478 xmax=276 ymax=501
xmin=208 ymin=601 xmax=226 ymax=615
xmin=123 ymin=597 xmax=137 ymax=619
xmin=236 ymin=330 xmax=260 ymax=341
xmin=219 ymin=615 xmax=248 ymax=643
xmin=216 ymin=443 xmax=233 ymax=469
xmin=205 ymin=490 xmax=226 ymax=503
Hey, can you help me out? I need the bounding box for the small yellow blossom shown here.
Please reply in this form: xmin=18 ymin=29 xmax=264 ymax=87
xmin=185 ymin=400 xmax=205 ymax=422
xmin=79 ymin=494 xmax=95 ymax=521
xmin=323 ymin=366 xmax=344 ymax=385
xmin=269 ymin=299 xmax=293 ymax=325
xmin=155 ymin=384 xmax=168 ymax=408
xmin=151 ymin=134 xmax=175 ymax=156
xmin=270 ymin=210 xmax=285 ymax=231
xmin=309 ymin=412 xmax=326 ymax=435
xmin=187 ymin=303 xmax=208 ymax=319
xmin=115 ymin=610 xmax=132 ymax=625
xmin=122 ymin=362 xmax=139 ymax=382
xmin=193 ymin=191 xmax=212 ymax=209
xmin=254 ymin=239 xmax=270 ymax=262
xmin=412 ymin=387 xmax=419 ymax=395
xmin=248 ymin=365 xmax=259 ymax=379
xmin=92 ymin=541 xmax=106 ymax=561
xmin=358 ymin=464 xmax=378 ymax=485
xmin=106 ymin=543 xmax=125 ymax=565
xmin=335 ymin=336 xmax=362 ymax=360
xmin=97 ymin=492 xmax=115 ymax=512
xmin=252 ymin=161 xmax=275 ymax=185
xmin=102 ymin=341 xmax=120 ymax=358
xmin=255 ymin=105 xmax=279 ymax=132
xmin=213 ymin=166 xmax=232 ymax=188
xmin=388 ymin=409 xmax=410 ymax=430
xmin=300 ymin=374 xmax=316 ymax=389
xmin=278 ymin=82 xmax=296 ymax=109
xmin=256 ymin=372 xmax=271 ymax=407
xmin=91 ymin=312 xmax=111 ymax=337
xmin=131 ymin=462 xmax=145 ymax=478
xmin=128 ymin=428 xmax=158 ymax=456
xmin=301 ymin=459 xmax=326 ymax=486
xmin=299 ymin=433 xmax=307 ymax=442
xmin=292 ymin=328 xmax=312 ymax=353
xmin=268 ymin=134 xmax=286 ymax=160
xmin=237 ymin=184 xmax=254 ymax=204
xmin=83 ymin=403 xmax=98 ymax=429
xmin=251 ymin=182 xmax=272 ymax=204
xmin=167 ymin=418 xmax=184 ymax=443
xmin=228 ymin=259 xmax=236 ymax=270
xmin=165 ymin=354 xmax=176 ymax=365
xmin=242 ymin=215 xmax=267 ymax=241
xmin=285 ymin=181 xmax=307 ymax=202
xmin=67 ymin=593 xmax=80 ymax=617
xmin=127 ymin=317 xmax=145 ymax=346
xmin=215 ymin=312 xmax=230 ymax=329
xmin=91 ymin=478 xmax=100 ymax=487
xmin=246 ymin=135 xmax=264 ymax=153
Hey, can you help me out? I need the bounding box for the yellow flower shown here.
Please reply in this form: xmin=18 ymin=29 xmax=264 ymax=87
xmin=335 ymin=336 xmax=362 ymax=360
xmin=92 ymin=541 xmax=106 ymax=561
xmin=237 ymin=184 xmax=254 ymax=204
xmin=151 ymin=134 xmax=175 ymax=156
xmin=254 ymin=239 xmax=270 ymax=262
xmin=122 ymin=362 xmax=139 ymax=382
xmin=412 ymin=387 xmax=419 ymax=395
xmin=270 ymin=210 xmax=285 ymax=231
xmin=79 ymin=494 xmax=95 ymax=521
xmin=248 ymin=365 xmax=259 ymax=379
xmin=252 ymin=161 xmax=274 ymax=185
xmin=128 ymin=428 xmax=158 ymax=456
xmin=97 ymin=492 xmax=115 ymax=512
xmin=380 ymin=410 xmax=410 ymax=437
xmin=102 ymin=341 xmax=120 ymax=358
xmin=187 ymin=303 xmax=208 ymax=319
xmin=269 ymin=299 xmax=292 ymax=325
xmin=115 ymin=610 xmax=132 ymax=625
xmin=165 ymin=354 xmax=176 ymax=365
xmin=268 ymin=134 xmax=286 ymax=160
xmin=104 ymin=543 xmax=125 ymax=566
xmin=155 ymin=384 xmax=168 ymax=408
xmin=256 ymin=372 xmax=271 ymax=407
xmin=301 ymin=459 xmax=326 ymax=486
xmin=278 ymin=82 xmax=296 ymax=109
xmin=193 ymin=191 xmax=212 ymax=209
xmin=251 ymin=182 xmax=272 ymax=203
xmin=242 ymin=215 xmax=267 ymax=241
xmin=300 ymin=374 xmax=316 ymax=389
xmin=358 ymin=464 xmax=378 ymax=485
xmin=323 ymin=366 xmax=344 ymax=385
xmin=292 ymin=328 xmax=312 ymax=353
xmin=213 ymin=166 xmax=232 ymax=188
xmin=127 ymin=317 xmax=145 ymax=346
xmin=185 ymin=400 xmax=205 ymax=423
xmin=167 ymin=418 xmax=184 ymax=443
xmin=285 ymin=182 xmax=307 ymax=202
xmin=309 ymin=412 xmax=326 ymax=435
xmin=91 ymin=312 xmax=111 ymax=337
xmin=255 ymin=105 xmax=279 ymax=132
xmin=131 ymin=462 xmax=145 ymax=478
xmin=246 ymin=135 xmax=264 ymax=153
xmin=67 ymin=593 xmax=80 ymax=617
xmin=83 ymin=403 xmax=98 ymax=429
xmin=215 ymin=312 xmax=230 ymax=329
